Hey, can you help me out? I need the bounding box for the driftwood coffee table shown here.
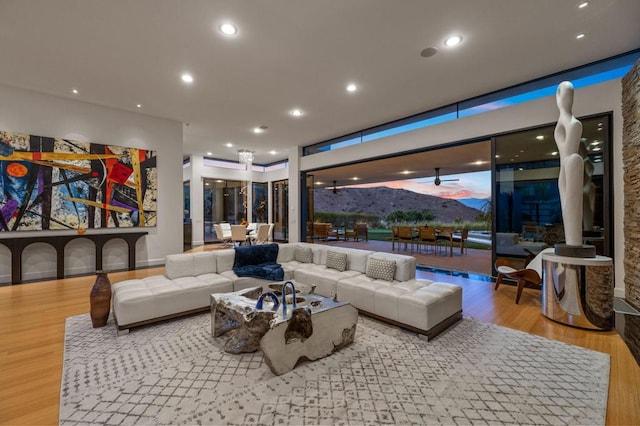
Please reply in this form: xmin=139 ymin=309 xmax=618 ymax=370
xmin=211 ymin=282 xmax=358 ymax=375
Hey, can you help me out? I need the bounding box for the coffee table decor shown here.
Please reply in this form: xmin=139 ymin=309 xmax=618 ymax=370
xmin=211 ymin=281 xmax=358 ymax=375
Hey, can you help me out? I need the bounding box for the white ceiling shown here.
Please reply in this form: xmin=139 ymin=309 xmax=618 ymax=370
xmin=0 ymin=0 xmax=638 ymax=165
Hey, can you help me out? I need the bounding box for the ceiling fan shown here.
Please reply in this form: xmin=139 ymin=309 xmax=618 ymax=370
xmin=430 ymin=168 xmax=459 ymax=186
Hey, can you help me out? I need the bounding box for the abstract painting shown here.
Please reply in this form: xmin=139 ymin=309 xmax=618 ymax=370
xmin=0 ymin=131 xmax=157 ymax=231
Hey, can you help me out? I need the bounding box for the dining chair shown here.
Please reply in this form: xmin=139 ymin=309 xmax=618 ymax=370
xmin=417 ymin=227 xmax=437 ymax=254
xmin=231 ymin=225 xmax=249 ymax=246
xmin=391 ymin=226 xmax=399 ymax=250
xmin=214 ymin=224 xmax=232 ymax=246
xmin=250 ymin=223 xmax=270 ymax=245
xmin=452 ymin=229 xmax=469 ymax=255
xmin=436 ymin=227 xmax=454 ymax=256
xmin=356 ymin=223 xmax=368 ymax=241
xmin=397 ymin=226 xmax=416 ymax=252
xmin=344 ymin=222 xmax=358 ymax=241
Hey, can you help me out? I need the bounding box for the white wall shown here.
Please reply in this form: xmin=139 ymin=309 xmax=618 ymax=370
xmin=299 ymin=79 xmax=625 ymax=296
xmin=0 ymin=84 xmax=184 ymax=283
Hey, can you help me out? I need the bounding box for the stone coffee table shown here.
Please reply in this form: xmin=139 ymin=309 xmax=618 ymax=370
xmin=210 ymin=282 xmax=358 ymax=375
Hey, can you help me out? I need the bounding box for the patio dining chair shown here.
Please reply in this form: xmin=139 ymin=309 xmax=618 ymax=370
xmin=397 ymin=226 xmax=416 ymax=252
xmin=436 ymin=227 xmax=454 ymax=256
xmin=416 ymin=226 xmax=437 ymax=254
xmin=451 ymin=229 xmax=469 ymax=255
xmin=391 ymin=226 xmax=399 ymax=250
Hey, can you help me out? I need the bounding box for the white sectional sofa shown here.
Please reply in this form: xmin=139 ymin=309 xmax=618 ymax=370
xmin=112 ymin=242 xmax=462 ymax=338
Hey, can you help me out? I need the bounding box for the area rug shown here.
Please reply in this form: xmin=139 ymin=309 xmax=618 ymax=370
xmin=60 ymin=313 xmax=609 ymax=425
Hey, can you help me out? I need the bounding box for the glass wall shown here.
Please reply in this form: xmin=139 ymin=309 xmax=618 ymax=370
xmin=252 ymin=182 xmax=268 ymax=223
xmin=203 ymin=179 xmax=247 ymax=243
xmin=494 ymin=114 xmax=610 ymax=261
xmin=272 ymin=179 xmax=289 ymax=241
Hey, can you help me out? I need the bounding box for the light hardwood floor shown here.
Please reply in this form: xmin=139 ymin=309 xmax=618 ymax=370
xmin=1 ymin=266 xmax=639 ymax=425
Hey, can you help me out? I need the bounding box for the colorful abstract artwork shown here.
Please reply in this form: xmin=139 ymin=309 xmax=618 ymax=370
xmin=0 ymin=131 xmax=157 ymax=231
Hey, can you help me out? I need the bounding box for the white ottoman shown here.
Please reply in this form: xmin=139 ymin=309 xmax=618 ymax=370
xmin=397 ymin=281 xmax=463 ymax=337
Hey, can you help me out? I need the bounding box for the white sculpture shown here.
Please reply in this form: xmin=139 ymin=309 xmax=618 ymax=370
xmin=554 ymin=81 xmax=584 ymax=247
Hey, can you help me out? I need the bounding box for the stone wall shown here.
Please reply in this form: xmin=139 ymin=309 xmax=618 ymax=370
xmin=623 ymin=59 xmax=640 ymax=308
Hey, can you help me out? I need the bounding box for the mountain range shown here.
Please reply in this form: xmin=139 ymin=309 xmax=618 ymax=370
xmin=313 ymin=187 xmax=482 ymax=222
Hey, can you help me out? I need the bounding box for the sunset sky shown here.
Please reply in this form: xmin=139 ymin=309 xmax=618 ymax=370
xmin=347 ymin=170 xmax=491 ymax=200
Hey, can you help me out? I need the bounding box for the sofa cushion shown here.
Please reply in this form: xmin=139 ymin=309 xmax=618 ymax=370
xmin=326 ymin=250 xmax=347 ymax=272
xmin=366 ymin=258 xmax=396 ymax=282
xmin=295 ymin=246 xmax=313 ymax=263
xmin=367 ymin=252 xmax=416 ymax=281
xmin=165 ymin=254 xmax=195 ymax=280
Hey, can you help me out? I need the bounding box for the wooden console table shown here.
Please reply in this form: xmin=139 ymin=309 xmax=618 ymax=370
xmin=0 ymin=232 xmax=148 ymax=284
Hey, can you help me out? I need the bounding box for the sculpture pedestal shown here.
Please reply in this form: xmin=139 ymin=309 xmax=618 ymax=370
xmin=542 ymin=254 xmax=613 ymax=330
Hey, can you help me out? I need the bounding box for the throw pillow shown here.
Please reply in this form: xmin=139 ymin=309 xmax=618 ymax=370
xmin=326 ymin=250 xmax=348 ymax=272
xmin=295 ymin=246 xmax=313 ymax=263
xmin=366 ymin=258 xmax=397 ymax=281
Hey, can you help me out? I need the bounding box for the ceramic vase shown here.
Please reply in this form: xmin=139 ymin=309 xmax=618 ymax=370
xmin=90 ymin=270 xmax=111 ymax=328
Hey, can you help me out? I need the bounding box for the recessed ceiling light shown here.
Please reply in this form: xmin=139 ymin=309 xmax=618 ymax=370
xmin=551 ymin=151 xmax=558 ymax=156
xmin=181 ymin=73 xmax=194 ymax=84
xmin=518 ymin=167 xmax=524 ymax=171
xmin=206 ymin=151 xmax=212 ymax=155
xmin=253 ymin=126 xmax=268 ymax=134
xmin=514 ymin=154 xmax=519 ymax=157
xmin=346 ymin=83 xmax=358 ymax=92
xmin=269 ymin=150 xmax=277 ymax=155
xmin=136 ymin=104 xmax=142 ymax=108
xmin=576 ymin=33 xmax=585 ymax=40
xmin=315 ymin=181 xmax=324 ymax=185
xmin=444 ymin=35 xmax=463 ymax=47
xmin=72 ymin=89 xmax=78 ymax=94
xmin=495 ymin=154 xmax=500 ymax=158
xmin=578 ymin=2 xmax=589 ymax=8
xmin=216 ymin=180 xmax=224 ymax=183
xmin=401 ymin=170 xmax=412 ymax=175
xmin=219 ymin=23 xmax=237 ymax=36
xmin=225 ymin=142 xmax=233 ymax=147
xmin=290 ymin=109 xmax=303 ymax=117
xmin=536 ymin=135 xmax=544 ymax=140
xmin=351 ymin=177 xmax=360 ymax=181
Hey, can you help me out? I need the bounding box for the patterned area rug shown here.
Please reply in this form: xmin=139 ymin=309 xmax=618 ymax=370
xmin=60 ymin=313 xmax=609 ymax=425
